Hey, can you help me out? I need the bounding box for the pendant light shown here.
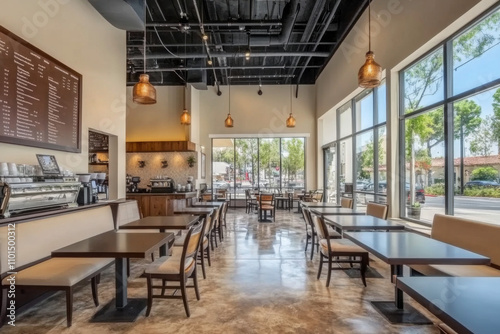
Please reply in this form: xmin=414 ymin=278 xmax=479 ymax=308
xmin=358 ymin=0 xmax=382 ymax=88
xmin=180 ymin=33 xmax=190 ymax=125
xmin=224 ymin=83 xmax=234 ymax=127
xmin=286 ymin=85 xmax=296 ymax=128
xmin=133 ymin=0 xmax=156 ymax=104
xmin=180 ymin=85 xmax=191 ymax=125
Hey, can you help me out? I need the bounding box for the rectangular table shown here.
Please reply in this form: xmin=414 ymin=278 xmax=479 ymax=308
xmin=325 ymin=215 xmax=405 ymax=233
xmin=397 ymin=277 xmax=500 ymax=334
xmin=344 ymin=231 xmax=490 ymax=324
xmin=52 ymin=231 xmax=174 ymax=322
xmin=191 ymin=201 xmax=224 ymax=208
xmin=119 ymin=215 xmax=199 ymax=256
xmin=301 ymin=202 xmax=341 ymax=208
xmin=174 ymin=207 xmax=213 ymax=216
xmin=310 ymin=207 xmax=365 ymax=217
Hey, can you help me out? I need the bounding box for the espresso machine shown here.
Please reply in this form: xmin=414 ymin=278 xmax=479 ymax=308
xmin=127 ymin=175 xmax=141 ymax=193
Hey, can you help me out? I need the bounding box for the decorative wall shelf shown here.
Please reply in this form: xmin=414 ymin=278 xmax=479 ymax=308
xmin=126 ymin=141 xmax=196 ymax=152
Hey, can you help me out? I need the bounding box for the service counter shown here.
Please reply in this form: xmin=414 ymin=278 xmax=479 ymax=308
xmin=125 ymin=192 xmax=197 ymax=216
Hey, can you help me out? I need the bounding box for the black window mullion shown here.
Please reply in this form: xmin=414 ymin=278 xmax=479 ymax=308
xmin=444 ymin=40 xmax=454 ymax=215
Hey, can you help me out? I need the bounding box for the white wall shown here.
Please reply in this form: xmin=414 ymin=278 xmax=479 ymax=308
xmin=0 ymin=0 xmax=127 ymax=199
xmin=197 ymin=85 xmax=317 ymax=189
xmin=126 ymin=85 xmax=187 ymax=141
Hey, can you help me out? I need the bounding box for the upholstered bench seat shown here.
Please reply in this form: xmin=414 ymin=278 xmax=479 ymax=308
xmin=411 ymin=264 xmax=500 ymax=277
xmin=2 ymin=258 xmax=113 ymax=287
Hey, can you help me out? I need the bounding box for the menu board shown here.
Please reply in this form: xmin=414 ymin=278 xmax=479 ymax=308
xmin=0 ymin=26 xmax=81 ymax=152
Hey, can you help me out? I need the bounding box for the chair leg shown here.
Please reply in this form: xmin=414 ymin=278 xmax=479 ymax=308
xmin=326 ymin=255 xmax=333 ymax=287
xmin=180 ymin=277 xmax=190 ymax=317
xmin=146 ymin=276 xmax=153 ymax=317
xmin=310 ymin=233 xmax=315 ymax=261
xmin=161 ymin=279 xmax=167 ymax=296
xmin=91 ymin=275 xmax=99 ymax=306
xmin=317 ymin=255 xmax=323 ymax=280
xmin=207 ymin=244 xmax=212 ymax=266
xmin=193 ymin=267 xmax=200 ymax=301
xmin=65 ymin=288 xmax=73 ymax=327
xmin=360 ymin=254 xmax=368 ymax=287
xmin=200 ymin=251 xmax=206 ymax=279
xmin=304 ymin=233 xmax=309 ymax=252
xmin=210 ymin=232 xmax=215 ymax=251
xmin=127 ymin=258 xmax=130 ymax=277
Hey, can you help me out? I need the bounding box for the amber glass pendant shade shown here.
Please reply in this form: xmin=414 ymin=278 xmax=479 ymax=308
xmin=180 ymin=108 xmax=191 ymax=125
xmin=225 ymin=113 xmax=234 ymax=127
xmin=133 ymin=74 xmax=157 ymax=104
xmin=358 ymin=51 xmax=382 ymax=88
xmin=286 ymin=113 xmax=296 ymax=128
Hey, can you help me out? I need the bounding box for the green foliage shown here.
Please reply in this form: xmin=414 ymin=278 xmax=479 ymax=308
xmin=469 ymin=116 xmax=494 ymax=156
xmin=492 ymin=88 xmax=500 ymax=152
xmin=425 ymin=183 xmax=445 ymax=196
xmin=282 ymin=138 xmax=305 ymax=183
xmin=470 ymin=167 xmax=499 ymax=181
xmin=464 ymin=187 xmax=500 ymax=198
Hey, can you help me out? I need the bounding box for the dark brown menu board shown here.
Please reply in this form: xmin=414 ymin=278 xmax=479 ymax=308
xmin=0 ymin=26 xmax=81 ymax=152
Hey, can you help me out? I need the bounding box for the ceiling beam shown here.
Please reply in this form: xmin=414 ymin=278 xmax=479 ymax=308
xmin=127 ymin=51 xmax=330 ymax=60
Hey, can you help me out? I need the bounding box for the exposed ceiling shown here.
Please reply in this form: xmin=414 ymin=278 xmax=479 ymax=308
xmin=123 ymin=0 xmax=369 ymax=87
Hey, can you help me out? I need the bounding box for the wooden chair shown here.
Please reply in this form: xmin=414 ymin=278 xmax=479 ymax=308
xmin=145 ymin=222 xmax=204 ymax=317
xmin=437 ymin=323 xmax=458 ymax=334
xmin=258 ymin=193 xmax=276 ymax=222
xmin=312 ymin=190 xmax=324 ymax=202
xmin=201 ymin=193 xmax=213 ymax=202
xmin=341 ymin=197 xmax=353 ymax=209
xmin=302 ymin=207 xmax=341 ymax=260
xmin=245 ymin=189 xmax=257 ymax=213
xmin=312 ymin=215 xmax=368 ymax=287
xmin=366 ymin=202 xmax=389 ymax=219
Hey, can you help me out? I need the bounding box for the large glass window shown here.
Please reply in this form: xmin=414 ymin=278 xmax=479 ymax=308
xmin=400 ymin=5 xmax=500 ymax=225
xmin=212 ymin=137 xmax=305 ymax=205
xmin=323 ymin=81 xmax=386 ymax=207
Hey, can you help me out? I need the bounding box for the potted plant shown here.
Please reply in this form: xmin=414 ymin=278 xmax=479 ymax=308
xmin=407 ymin=202 xmax=421 ymax=220
xmin=187 ymin=155 xmax=196 ymax=168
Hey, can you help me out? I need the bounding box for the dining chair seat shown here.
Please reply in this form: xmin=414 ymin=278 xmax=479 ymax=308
xmin=145 ymin=255 xmax=195 ymax=275
xmin=319 ymin=238 xmax=364 ymax=254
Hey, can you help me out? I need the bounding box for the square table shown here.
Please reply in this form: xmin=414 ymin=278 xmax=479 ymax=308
xmin=174 ymin=207 xmax=213 ymax=216
xmin=343 ymin=231 xmax=490 ymax=324
xmin=119 ymin=215 xmax=199 ymax=256
xmin=397 ymin=277 xmax=500 ymax=334
xmin=310 ymin=207 xmax=365 ymax=217
xmin=52 ymin=231 xmax=174 ymax=322
xmin=191 ymin=201 xmax=224 ymax=208
xmin=325 ymin=215 xmax=405 ymax=234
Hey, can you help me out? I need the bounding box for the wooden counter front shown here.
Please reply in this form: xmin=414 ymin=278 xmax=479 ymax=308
xmin=126 ymin=192 xmax=197 ymax=216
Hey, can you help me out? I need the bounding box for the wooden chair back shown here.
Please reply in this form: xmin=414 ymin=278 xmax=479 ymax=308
xmin=366 ymin=202 xmax=389 ymax=219
xmin=341 ymin=197 xmax=353 ymax=209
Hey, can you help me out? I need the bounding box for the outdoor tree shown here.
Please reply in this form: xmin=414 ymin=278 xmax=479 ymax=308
xmin=470 ymin=166 xmax=499 ymax=181
xmin=258 ymin=139 xmax=280 ymax=187
xmin=491 ymin=88 xmax=500 ymax=153
xmin=469 ymin=115 xmax=494 ymax=156
xmin=402 ymin=10 xmax=500 ymax=204
xmin=282 ymin=139 xmax=305 ymax=185
xmin=358 ymin=135 xmax=385 ymax=181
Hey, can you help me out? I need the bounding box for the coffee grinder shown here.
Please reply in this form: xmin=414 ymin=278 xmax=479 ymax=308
xmin=76 ymin=174 xmax=93 ymax=205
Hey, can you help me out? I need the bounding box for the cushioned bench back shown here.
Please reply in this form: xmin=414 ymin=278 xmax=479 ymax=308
xmin=111 ymin=200 xmax=141 ymax=229
xmin=0 ymin=205 xmax=114 ymax=274
xmin=432 ymin=214 xmax=500 ymax=267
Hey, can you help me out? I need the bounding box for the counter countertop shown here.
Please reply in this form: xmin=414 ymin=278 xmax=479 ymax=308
xmin=0 ymin=202 xmax=108 ymax=225
xmin=126 ymin=192 xmax=197 ymax=196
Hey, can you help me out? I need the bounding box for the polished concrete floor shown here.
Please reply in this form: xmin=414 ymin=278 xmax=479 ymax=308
xmin=3 ymin=208 xmax=440 ymax=333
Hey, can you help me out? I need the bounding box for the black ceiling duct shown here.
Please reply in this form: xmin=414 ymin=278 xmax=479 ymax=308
xmin=88 ymin=0 xmax=145 ymax=31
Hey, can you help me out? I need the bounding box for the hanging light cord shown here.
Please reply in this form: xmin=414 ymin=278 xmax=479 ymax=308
xmin=368 ymin=0 xmax=371 ymax=51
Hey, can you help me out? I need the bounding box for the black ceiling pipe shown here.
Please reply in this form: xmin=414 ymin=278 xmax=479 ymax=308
xmin=250 ymin=0 xmax=300 ymax=47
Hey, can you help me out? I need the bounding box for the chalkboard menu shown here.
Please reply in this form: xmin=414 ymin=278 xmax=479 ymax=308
xmin=0 ymin=26 xmax=82 ymax=153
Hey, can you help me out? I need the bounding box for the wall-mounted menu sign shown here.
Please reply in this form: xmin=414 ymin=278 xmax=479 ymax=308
xmin=0 ymin=26 xmax=82 ymax=153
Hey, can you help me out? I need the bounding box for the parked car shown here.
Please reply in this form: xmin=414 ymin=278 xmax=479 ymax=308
xmin=363 ymin=181 xmax=425 ymax=203
xmin=212 ymin=181 xmax=229 ymax=189
xmin=464 ymin=180 xmax=500 ymax=188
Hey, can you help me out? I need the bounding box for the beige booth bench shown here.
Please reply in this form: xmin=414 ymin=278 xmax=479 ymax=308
xmin=0 ymin=205 xmax=115 ymax=327
xmin=410 ymin=214 xmax=500 ymax=277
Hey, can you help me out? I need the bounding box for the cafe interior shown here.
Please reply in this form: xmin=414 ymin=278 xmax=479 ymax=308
xmin=1 ymin=0 xmax=500 ymax=333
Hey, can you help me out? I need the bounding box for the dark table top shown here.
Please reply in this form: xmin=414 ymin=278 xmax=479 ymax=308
xmin=310 ymin=207 xmax=365 ymax=216
xmin=191 ymin=202 xmax=224 ymax=207
xmin=301 ymin=202 xmax=342 ymax=208
xmin=52 ymin=230 xmax=174 ymax=258
xmin=174 ymin=207 xmax=213 ymax=215
xmin=325 ymin=215 xmax=405 ymax=231
xmin=344 ymin=231 xmax=490 ymax=265
xmin=120 ymin=215 xmax=199 ymax=230
xmin=397 ymin=277 xmax=500 ymax=334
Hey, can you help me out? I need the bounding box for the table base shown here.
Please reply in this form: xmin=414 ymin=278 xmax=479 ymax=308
xmin=91 ymin=298 xmax=147 ymax=322
xmin=370 ymin=301 xmax=432 ymax=325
